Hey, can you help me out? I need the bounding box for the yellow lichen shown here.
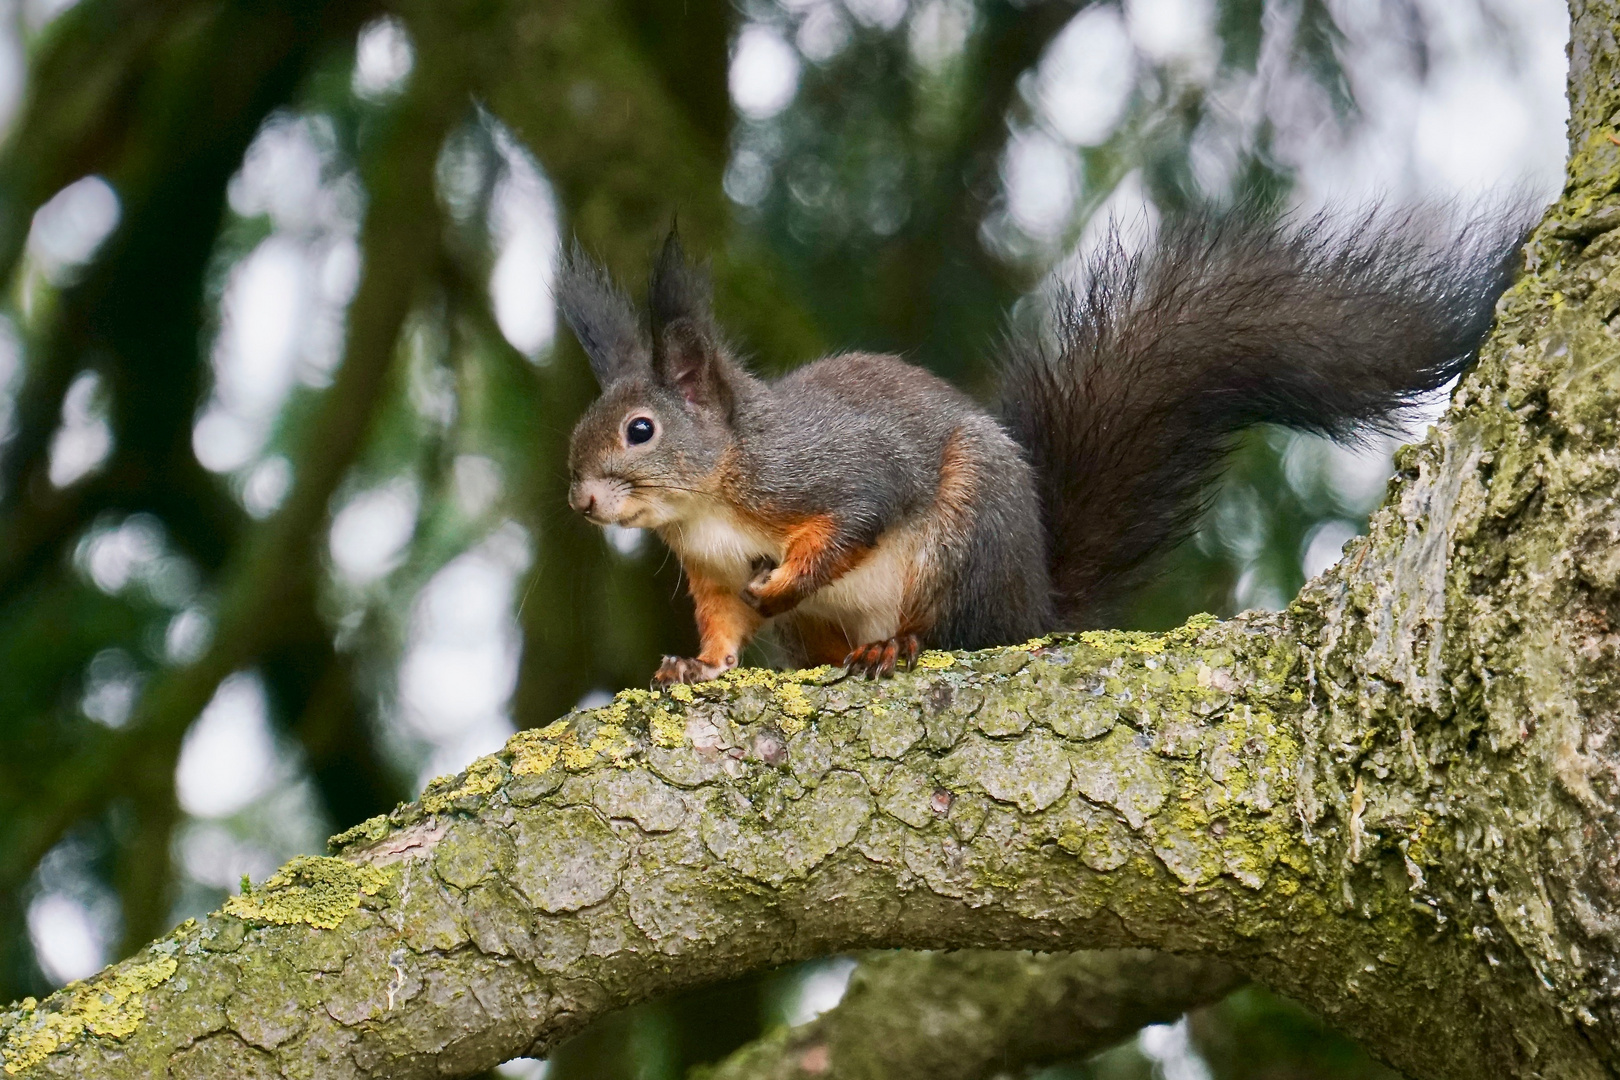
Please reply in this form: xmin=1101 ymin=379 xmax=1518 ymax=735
xmin=723 ymin=666 xmax=780 ymax=689
xmin=560 ymin=738 xmax=598 ymax=770
xmin=2 ymin=951 xmax=178 ymax=1074
xmin=1079 ymin=613 xmax=1220 ymax=658
xmin=223 ymin=856 xmax=389 ymax=930
xmin=774 ymin=683 xmax=815 ymax=734
xmin=508 ymin=727 xmax=562 ymax=776
xmin=1007 ymin=635 xmax=1054 ymax=653
xmin=601 ymin=688 xmax=658 ymax=725
xmin=562 ymin=721 xmax=637 ymax=770
xmin=914 ymin=650 xmax=957 ymax=669
xmin=506 ymin=719 xmax=580 ymax=775
xmin=593 ymin=722 xmax=636 ymax=765
xmin=667 ymin=682 xmax=695 ymax=703
xmin=328 ymin=813 xmax=390 ymax=850
xmin=420 ymin=755 xmax=505 ymax=812
xmin=651 ymin=710 xmax=687 ymax=748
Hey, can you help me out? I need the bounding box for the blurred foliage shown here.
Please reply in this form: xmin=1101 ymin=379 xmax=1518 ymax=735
xmin=0 ymin=0 xmax=1506 ymax=1076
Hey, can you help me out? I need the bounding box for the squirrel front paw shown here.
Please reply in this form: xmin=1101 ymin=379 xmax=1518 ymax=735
xmin=653 ymin=654 xmax=734 ymax=687
xmin=740 ymin=558 xmax=797 ymax=617
xmin=844 ymin=635 xmax=921 ymax=679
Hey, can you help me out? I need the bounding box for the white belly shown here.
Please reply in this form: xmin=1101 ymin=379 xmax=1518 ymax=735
xmin=661 ymin=508 xmax=780 ymax=587
xmin=662 ymin=506 xmax=924 ymax=645
xmin=795 ymin=526 xmax=923 ymax=645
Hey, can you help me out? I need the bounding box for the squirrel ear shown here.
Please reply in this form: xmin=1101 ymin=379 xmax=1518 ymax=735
xmin=554 ymin=243 xmax=650 ymax=386
xmin=648 ymin=229 xmax=733 ymax=412
xmin=654 ymin=318 xmax=732 ymax=413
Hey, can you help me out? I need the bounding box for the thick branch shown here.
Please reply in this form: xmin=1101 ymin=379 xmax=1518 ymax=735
xmin=0 ymin=613 xmax=1597 ymax=1079
xmin=702 ymin=950 xmax=1243 ymax=1080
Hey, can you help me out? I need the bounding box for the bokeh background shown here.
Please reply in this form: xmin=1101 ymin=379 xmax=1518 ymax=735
xmin=0 ymin=0 xmax=1567 ymax=1076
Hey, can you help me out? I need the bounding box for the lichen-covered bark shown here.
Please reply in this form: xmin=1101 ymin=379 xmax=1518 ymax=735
xmin=701 ymin=950 xmax=1242 ymax=1080
xmin=1274 ymin=0 xmax=1620 ymax=1069
xmin=6 ymin=624 xmax=1314 ymax=1080
xmin=10 ymin=3 xmax=1620 ymax=1079
xmin=0 ymin=616 xmax=1599 ymax=1080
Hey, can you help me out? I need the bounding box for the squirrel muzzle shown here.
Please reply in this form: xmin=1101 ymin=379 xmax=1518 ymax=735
xmin=568 ymin=476 xmax=629 ymax=525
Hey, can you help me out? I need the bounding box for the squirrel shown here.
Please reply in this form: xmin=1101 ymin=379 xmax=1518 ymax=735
xmin=559 ymin=205 xmax=1526 ymax=686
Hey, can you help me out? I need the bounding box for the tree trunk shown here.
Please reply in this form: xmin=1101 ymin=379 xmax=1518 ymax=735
xmin=7 ymin=2 xmax=1620 ymax=1078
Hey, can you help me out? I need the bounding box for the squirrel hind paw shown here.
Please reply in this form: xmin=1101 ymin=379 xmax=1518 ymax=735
xmin=844 ymin=635 xmax=920 ymax=680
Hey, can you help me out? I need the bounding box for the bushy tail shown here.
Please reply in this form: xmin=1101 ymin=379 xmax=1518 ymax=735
xmin=996 ymin=202 xmax=1532 ymax=628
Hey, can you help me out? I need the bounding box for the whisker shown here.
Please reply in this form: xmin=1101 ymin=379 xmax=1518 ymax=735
xmin=630 ymin=480 xmax=710 ymax=496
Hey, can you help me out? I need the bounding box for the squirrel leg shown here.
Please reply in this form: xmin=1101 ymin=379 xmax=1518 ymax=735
xmin=654 ymin=572 xmax=762 ymax=687
xmin=844 ymin=634 xmax=921 ymax=680
xmin=742 ymin=514 xmax=868 ymax=617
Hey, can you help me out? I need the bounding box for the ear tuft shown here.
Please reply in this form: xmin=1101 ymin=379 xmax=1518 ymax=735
xmin=648 ymin=228 xmax=713 ymax=333
xmin=554 ymin=243 xmax=650 ymax=386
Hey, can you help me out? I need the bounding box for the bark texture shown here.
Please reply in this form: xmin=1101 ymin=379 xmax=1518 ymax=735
xmin=7 ymin=3 xmax=1620 ymax=1079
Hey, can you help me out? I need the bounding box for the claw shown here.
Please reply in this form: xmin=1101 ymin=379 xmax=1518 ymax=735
xmin=843 ymin=634 xmax=921 ymax=679
xmin=653 ymin=655 xmax=729 ymax=687
xmin=741 ymin=558 xmax=789 ymax=616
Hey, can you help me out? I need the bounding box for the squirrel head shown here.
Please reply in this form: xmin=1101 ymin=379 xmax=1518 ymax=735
xmin=560 ymin=232 xmax=745 ymax=530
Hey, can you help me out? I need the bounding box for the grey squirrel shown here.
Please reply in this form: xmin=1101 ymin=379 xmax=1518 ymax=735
xmin=559 ymin=206 xmax=1525 ymax=685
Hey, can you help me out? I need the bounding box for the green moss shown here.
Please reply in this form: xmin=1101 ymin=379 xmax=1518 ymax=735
xmin=223 ymin=855 xmax=390 ymax=930
xmin=1 ymin=946 xmax=179 ymax=1074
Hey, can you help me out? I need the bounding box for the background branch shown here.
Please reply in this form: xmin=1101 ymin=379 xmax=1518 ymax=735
xmin=701 ymin=950 xmax=1244 ymax=1080
xmin=0 ymin=3 xmax=467 ymax=932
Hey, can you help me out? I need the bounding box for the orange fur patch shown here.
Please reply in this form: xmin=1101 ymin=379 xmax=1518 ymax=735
xmin=896 ymin=428 xmax=980 ymax=634
xmin=751 ymin=512 xmax=871 ymax=608
xmin=933 ymin=430 xmax=980 ymax=528
xmin=791 ymin=616 xmax=856 ymax=666
xmin=689 ymin=571 xmax=763 ymax=667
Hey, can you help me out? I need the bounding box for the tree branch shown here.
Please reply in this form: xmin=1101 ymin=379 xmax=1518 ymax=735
xmin=0 ymin=603 xmax=1603 ymax=1079
xmin=701 ymin=950 xmax=1243 ymax=1080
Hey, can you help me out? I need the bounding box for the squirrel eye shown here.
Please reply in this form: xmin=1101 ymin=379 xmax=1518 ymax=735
xmin=626 ymin=416 xmax=656 ymax=445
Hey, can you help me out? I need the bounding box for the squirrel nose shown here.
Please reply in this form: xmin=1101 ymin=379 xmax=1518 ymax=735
xmin=568 ymin=483 xmax=598 ymax=518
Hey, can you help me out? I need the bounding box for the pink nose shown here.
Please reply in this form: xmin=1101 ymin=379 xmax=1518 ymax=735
xmin=568 ymin=486 xmax=596 ymax=516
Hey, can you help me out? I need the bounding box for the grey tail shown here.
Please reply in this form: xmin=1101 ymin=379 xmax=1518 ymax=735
xmin=996 ymin=201 xmax=1534 ymax=628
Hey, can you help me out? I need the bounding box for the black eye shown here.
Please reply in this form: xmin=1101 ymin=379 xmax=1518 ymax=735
xmin=626 ymin=416 xmax=656 ymax=445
